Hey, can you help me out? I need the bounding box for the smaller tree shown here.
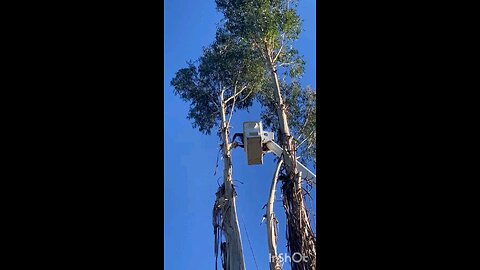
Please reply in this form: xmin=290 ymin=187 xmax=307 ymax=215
xmin=171 ymin=29 xmax=266 ymax=270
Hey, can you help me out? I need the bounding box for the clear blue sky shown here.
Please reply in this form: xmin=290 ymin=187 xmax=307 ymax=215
xmin=164 ymin=1 xmax=316 ymax=269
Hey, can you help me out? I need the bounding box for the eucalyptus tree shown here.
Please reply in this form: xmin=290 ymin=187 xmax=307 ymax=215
xmin=215 ymin=1 xmax=316 ymax=269
xmin=259 ymin=81 xmax=317 ymax=270
xmin=259 ymin=83 xmax=316 ymax=169
xmin=291 ymin=86 xmax=316 ymax=169
xmin=170 ymin=29 xmax=266 ymax=270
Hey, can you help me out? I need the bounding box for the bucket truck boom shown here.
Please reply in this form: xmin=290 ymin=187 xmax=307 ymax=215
xmin=237 ymin=121 xmax=316 ymax=186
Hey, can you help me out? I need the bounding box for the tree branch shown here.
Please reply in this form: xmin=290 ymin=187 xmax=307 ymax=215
xmin=272 ymin=34 xmax=285 ymax=63
xmin=297 ymin=130 xmax=315 ymax=149
xmin=278 ymin=61 xmax=295 ymax=67
xmin=272 ymin=43 xmax=283 ymax=64
xmin=236 ymin=89 xmax=253 ymax=104
xmin=224 ymin=85 xmax=247 ymax=104
xmin=298 ymin=114 xmax=310 ymax=134
xmin=219 ymin=82 xmax=224 ymax=105
xmin=227 ymin=91 xmax=237 ymax=128
xmin=207 ymin=92 xmax=220 ymax=109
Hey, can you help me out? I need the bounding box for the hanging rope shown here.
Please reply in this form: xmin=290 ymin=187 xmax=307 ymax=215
xmin=240 ymin=215 xmax=259 ymax=270
xmin=214 ymin=145 xmax=222 ymax=176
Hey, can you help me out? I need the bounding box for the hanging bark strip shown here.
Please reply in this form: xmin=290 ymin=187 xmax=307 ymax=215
xmin=281 ymin=171 xmax=316 ymax=270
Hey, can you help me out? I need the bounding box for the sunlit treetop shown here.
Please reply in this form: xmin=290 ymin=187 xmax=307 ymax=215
xmin=171 ymin=28 xmax=267 ymax=135
xmin=216 ymin=0 xmax=304 ymax=79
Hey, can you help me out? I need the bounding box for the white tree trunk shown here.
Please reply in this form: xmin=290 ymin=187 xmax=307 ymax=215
xmin=266 ymin=159 xmax=283 ymax=270
xmin=265 ymin=46 xmax=316 ymax=270
xmin=266 ymin=45 xmax=291 ymax=145
xmin=215 ymin=90 xmax=246 ymax=270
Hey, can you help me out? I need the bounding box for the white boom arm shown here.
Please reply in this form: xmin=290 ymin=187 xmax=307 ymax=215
xmin=240 ymin=121 xmax=316 ymax=187
xmin=265 ymin=140 xmax=316 ymax=186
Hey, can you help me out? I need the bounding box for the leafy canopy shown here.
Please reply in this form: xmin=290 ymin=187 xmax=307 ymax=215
xmin=258 ymin=82 xmax=316 ymax=167
xmin=216 ymin=0 xmax=304 ymax=78
xmin=171 ymin=29 xmax=267 ymax=135
xmin=215 ymin=0 xmax=315 ymax=165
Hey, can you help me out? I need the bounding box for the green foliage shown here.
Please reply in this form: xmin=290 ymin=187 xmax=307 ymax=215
xmin=171 ymin=28 xmax=267 ymax=136
xmin=216 ymin=0 xmax=314 ymax=165
xmin=216 ymin=1 xmax=317 ymax=263
xmin=258 ymin=83 xmax=316 ymax=167
xmin=171 ymin=62 xmax=220 ymax=135
xmin=292 ymin=87 xmax=316 ymax=167
xmin=278 ymin=48 xmax=305 ymax=79
xmin=216 ymin=0 xmax=304 ymax=79
xmin=216 ymin=0 xmax=301 ymax=41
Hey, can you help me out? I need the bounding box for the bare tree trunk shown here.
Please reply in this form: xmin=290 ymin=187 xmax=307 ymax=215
xmin=266 ymin=159 xmax=283 ymax=270
xmin=265 ymin=46 xmax=316 ymax=270
xmin=213 ymin=90 xmax=246 ymax=270
xmin=266 ymin=46 xmax=291 ymax=143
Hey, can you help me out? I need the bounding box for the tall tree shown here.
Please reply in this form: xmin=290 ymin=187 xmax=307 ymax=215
xmin=216 ymin=1 xmax=316 ymax=269
xmin=170 ymin=29 xmax=265 ymax=270
xmin=259 ymin=83 xmax=316 ymax=169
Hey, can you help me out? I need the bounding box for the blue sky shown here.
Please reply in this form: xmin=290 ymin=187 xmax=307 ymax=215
xmin=164 ymin=1 xmax=316 ymax=269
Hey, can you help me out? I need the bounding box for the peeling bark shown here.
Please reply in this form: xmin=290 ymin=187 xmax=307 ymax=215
xmin=265 ymin=46 xmax=316 ymax=270
xmin=213 ymin=90 xmax=246 ymax=270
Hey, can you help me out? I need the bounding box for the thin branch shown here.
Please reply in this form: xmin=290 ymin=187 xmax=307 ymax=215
xmin=263 ymin=40 xmax=271 ymax=63
xmin=278 ymin=61 xmax=295 ymax=67
xmin=297 ymin=130 xmax=315 ymax=149
xmin=201 ymin=79 xmax=221 ymax=109
xmin=260 ymin=49 xmax=268 ymax=62
xmin=251 ymin=35 xmax=268 ymax=62
xmin=208 ymin=92 xmax=220 ymax=109
xmin=272 ymin=43 xmax=283 ymax=64
xmin=227 ymin=80 xmax=240 ymax=128
xmin=224 ymin=85 xmax=247 ymax=104
xmin=302 ymin=115 xmax=310 ymax=130
xmin=297 ymin=115 xmax=310 ymax=136
xmin=236 ymin=88 xmax=254 ymax=104
xmin=307 ymin=141 xmax=313 ymax=149
xmin=302 ymin=186 xmax=314 ymax=201
xmin=227 ymin=91 xmax=237 ymax=128
xmin=272 ymin=34 xmax=285 ymax=63
xmin=219 ymin=82 xmax=225 ymax=109
xmin=222 ymin=84 xmax=233 ymax=93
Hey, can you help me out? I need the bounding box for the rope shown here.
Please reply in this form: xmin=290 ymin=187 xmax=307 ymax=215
xmin=240 ymin=215 xmax=259 ymax=270
xmin=214 ymin=145 xmax=222 ymax=176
